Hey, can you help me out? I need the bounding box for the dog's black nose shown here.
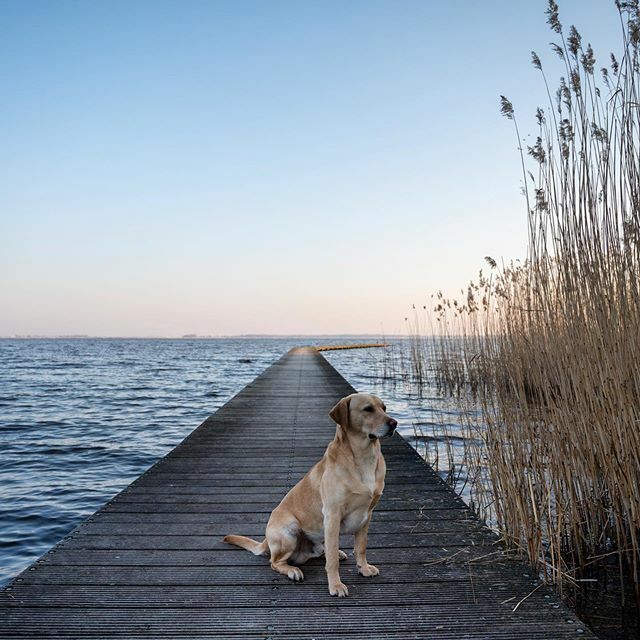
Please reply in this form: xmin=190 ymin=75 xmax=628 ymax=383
xmin=387 ymin=418 xmax=398 ymax=432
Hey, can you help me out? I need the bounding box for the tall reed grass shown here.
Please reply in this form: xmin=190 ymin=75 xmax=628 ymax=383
xmin=419 ymin=0 xmax=640 ymax=616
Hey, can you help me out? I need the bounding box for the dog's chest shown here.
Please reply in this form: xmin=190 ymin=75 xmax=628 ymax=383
xmin=340 ymin=467 xmax=380 ymax=534
xmin=353 ymin=455 xmax=380 ymax=498
xmin=359 ymin=465 xmax=377 ymax=494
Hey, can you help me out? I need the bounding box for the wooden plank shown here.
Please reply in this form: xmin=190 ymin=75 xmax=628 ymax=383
xmin=100 ymin=502 xmax=469 ymax=514
xmin=35 ymin=546 xmax=503 ymax=567
xmin=0 ymin=347 xmax=595 ymax=639
xmin=6 ymin=563 xmax=531 ymax=586
xmin=0 ymin=606 xmax=592 ymax=638
xmin=1 ymin=581 xmax=500 ymax=607
xmin=72 ymin=519 xmax=487 ymax=535
xmin=85 ymin=510 xmax=479 ymax=525
xmin=43 ymin=532 xmax=490 ymax=551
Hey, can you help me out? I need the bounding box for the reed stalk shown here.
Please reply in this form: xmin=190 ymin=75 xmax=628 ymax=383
xmin=415 ymin=0 xmax=640 ymax=616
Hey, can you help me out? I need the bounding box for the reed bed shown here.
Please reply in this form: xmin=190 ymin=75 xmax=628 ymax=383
xmin=407 ymin=0 xmax=640 ymax=623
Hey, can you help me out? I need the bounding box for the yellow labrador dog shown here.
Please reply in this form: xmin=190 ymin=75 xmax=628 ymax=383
xmin=223 ymin=392 xmax=397 ymax=597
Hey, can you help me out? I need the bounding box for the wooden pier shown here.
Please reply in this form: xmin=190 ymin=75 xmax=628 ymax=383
xmin=1 ymin=347 xmax=594 ymax=638
xmin=314 ymin=343 xmax=386 ymax=351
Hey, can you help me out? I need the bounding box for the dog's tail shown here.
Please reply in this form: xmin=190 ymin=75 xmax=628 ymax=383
xmin=223 ymin=534 xmax=269 ymax=556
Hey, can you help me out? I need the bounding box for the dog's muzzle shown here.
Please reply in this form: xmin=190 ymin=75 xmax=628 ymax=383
xmin=385 ymin=418 xmax=398 ymax=436
xmin=370 ymin=418 xmax=398 ymax=440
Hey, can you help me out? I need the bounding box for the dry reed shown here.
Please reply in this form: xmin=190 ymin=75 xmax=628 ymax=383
xmin=413 ymin=0 xmax=640 ymax=615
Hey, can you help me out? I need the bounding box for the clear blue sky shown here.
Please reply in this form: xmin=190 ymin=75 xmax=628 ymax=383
xmin=0 ymin=0 xmax=621 ymax=336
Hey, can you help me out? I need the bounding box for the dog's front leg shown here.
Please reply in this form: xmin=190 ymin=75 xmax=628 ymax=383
xmin=324 ymin=510 xmax=348 ymax=597
xmin=354 ymin=512 xmax=379 ymax=577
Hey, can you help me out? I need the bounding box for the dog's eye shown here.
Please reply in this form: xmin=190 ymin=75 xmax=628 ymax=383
xmin=382 ymin=404 xmax=387 ymax=412
xmin=363 ymin=406 xmax=374 ymax=412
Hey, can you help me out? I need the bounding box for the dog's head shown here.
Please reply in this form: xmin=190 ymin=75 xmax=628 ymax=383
xmin=329 ymin=393 xmax=397 ymax=440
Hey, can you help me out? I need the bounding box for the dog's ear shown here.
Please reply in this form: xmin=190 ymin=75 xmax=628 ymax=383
xmin=329 ymin=396 xmax=351 ymax=428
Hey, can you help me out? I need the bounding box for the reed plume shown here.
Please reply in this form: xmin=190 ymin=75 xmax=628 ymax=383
xmin=426 ymin=0 xmax=640 ymax=620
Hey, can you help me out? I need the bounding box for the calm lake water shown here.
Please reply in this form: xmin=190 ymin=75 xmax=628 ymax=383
xmin=0 ymin=337 xmax=466 ymax=586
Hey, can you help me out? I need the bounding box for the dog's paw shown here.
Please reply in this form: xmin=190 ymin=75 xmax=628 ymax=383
xmin=329 ymin=581 xmax=349 ymax=597
xmin=338 ymin=549 xmax=348 ymax=561
xmin=358 ymin=563 xmax=379 ymax=577
xmin=287 ymin=567 xmax=304 ymax=581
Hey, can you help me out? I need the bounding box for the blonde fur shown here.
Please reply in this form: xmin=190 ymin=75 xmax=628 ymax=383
xmin=223 ymin=392 xmax=397 ymax=597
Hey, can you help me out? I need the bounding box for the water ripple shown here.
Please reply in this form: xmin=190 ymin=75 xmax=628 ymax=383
xmin=0 ymin=337 xmax=465 ymax=587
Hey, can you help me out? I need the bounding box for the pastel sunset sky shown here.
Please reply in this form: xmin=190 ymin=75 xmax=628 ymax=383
xmin=1 ymin=0 xmax=620 ymax=336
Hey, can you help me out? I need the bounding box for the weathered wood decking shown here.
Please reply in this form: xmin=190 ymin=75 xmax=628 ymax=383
xmin=1 ymin=347 xmax=594 ymax=639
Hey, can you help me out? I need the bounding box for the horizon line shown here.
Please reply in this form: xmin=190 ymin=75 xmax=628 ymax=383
xmin=0 ymin=333 xmax=410 ymax=340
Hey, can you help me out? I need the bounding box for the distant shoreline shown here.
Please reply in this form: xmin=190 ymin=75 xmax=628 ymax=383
xmin=0 ymin=333 xmax=401 ymax=340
